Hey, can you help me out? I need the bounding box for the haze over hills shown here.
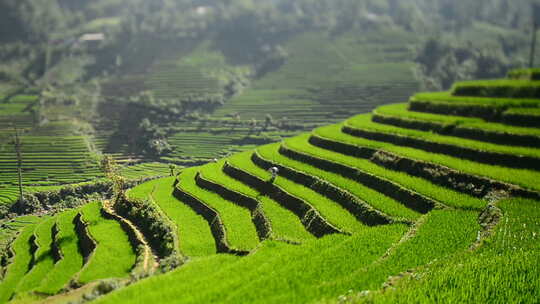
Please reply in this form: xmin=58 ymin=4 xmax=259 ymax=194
xmin=0 ymin=1 xmax=539 ymax=303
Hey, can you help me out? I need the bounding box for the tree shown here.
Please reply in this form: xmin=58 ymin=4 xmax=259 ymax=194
xmin=100 ymin=155 xmax=125 ymax=203
xmin=264 ymin=114 xmax=273 ymax=131
xmin=169 ymin=164 xmax=176 ymax=176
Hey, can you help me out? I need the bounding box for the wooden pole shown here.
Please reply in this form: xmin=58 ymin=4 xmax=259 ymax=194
xmin=530 ymin=20 xmax=538 ymax=68
xmin=14 ymin=128 xmax=23 ymax=201
xmin=531 ymin=3 xmax=540 ymax=68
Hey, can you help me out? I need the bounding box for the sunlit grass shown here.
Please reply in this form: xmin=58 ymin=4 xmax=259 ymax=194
xmin=227 ymin=151 xmax=367 ymax=234
xmin=15 ymin=217 xmax=56 ymax=295
xmin=315 ymin=123 xmax=540 ymax=192
xmin=289 ymin=133 xmax=486 ymax=210
xmin=0 ymin=221 xmax=41 ymax=303
xmin=354 ymin=198 xmax=540 ymax=303
xmin=200 ymin=160 xmax=315 ymax=243
xmin=177 ymin=168 xmax=260 ymax=251
xmin=129 ymin=177 xmax=216 ymax=257
xmin=36 ymin=209 xmax=84 ymax=294
xmin=77 ymin=202 xmax=135 ymax=284
xmin=258 ymin=142 xmax=421 ymax=221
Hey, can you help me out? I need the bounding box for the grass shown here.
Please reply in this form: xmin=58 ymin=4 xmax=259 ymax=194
xmin=452 ymin=79 xmax=540 ymax=98
xmin=374 ymin=103 xmax=540 ymax=137
xmin=0 ymin=215 xmax=40 ymax=247
xmin=0 ymin=221 xmax=40 ymax=303
xmin=411 ymin=91 xmax=540 ymax=108
xmin=256 ymin=143 xmax=419 ymax=221
xmin=508 ymin=68 xmax=540 ymax=80
xmin=77 ymin=202 xmax=136 ymax=284
xmin=0 ymin=133 xmax=103 ymax=206
xmin=215 ymin=30 xmax=418 ymax=125
xmin=200 ymin=160 xmax=315 ymax=243
xmin=314 ymin=123 xmax=540 ymax=192
xmin=314 ymin=209 xmax=479 ymax=303
xmin=503 ymin=107 xmax=540 ymax=116
xmin=36 ymin=209 xmax=84 ymax=295
xmin=346 ymin=114 xmax=540 ymax=159
xmin=177 ymin=167 xmax=260 ymax=251
xmin=286 ymin=134 xmax=486 ymax=211
xmin=128 ymin=177 xmax=216 ymax=257
xmin=92 ymin=224 xmax=407 ymax=304
xmin=3 ymin=45 xmax=540 ymax=303
xmin=14 ymin=217 xmax=56 ymax=295
xmin=227 ymin=151 xmax=368 ymax=234
xmin=353 ymin=198 xmax=539 ymax=303
xmin=120 ymin=162 xmax=170 ymax=180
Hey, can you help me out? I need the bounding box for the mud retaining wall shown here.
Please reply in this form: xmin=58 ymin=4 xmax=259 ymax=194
xmin=172 ymin=185 xmax=248 ymax=256
xmin=341 ymin=125 xmax=540 ymax=171
xmin=287 ymin=139 xmax=438 ymax=213
xmin=252 ymin=151 xmax=392 ymax=226
xmin=222 ymin=161 xmax=343 ymax=237
xmin=195 ymin=172 xmax=272 ymax=241
xmin=73 ymin=213 xmax=96 ymax=264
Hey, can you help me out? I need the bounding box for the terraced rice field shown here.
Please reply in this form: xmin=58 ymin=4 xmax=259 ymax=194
xmin=214 ymin=31 xmax=419 ymax=126
xmin=0 ymin=201 xmax=140 ymax=302
xmin=2 ymin=70 xmax=539 ymax=303
xmin=0 ymin=95 xmax=108 ymax=206
xmin=96 ymin=30 xmax=420 ymax=165
xmin=0 ymin=93 xmax=171 ymax=207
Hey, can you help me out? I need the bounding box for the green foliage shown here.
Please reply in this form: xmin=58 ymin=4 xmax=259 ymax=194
xmin=504 ymin=107 xmax=540 ymax=116
xmin=411 ymin=91 xmax=540 ymax=109
xmin=128 ymin=177 xmax=216 ymax=257
xmin=317 ymin=123 xmax=540 ymax=192
xmin=286 ymin=134 xmax=485 ymax=211
xmin=508 ymin=68 xmax=540 ymax=80
xmin=375 ymin=103 xmax=540 ymax=137
xmin=77 ymin=202 xmax=135 ymax=284
xmin=415 ymin=37 xmax=515 ymax=91
xmin=347 ymin=114 xmax=540 ymax=160
xmin=201 ymin=160 xmax=315 ymax=243
xmin=36 ymin=210 xmax=84 ymax=295
xmin=452 ymin=80 xmax=540 ymax=98
xmin=177 ymin=167 xmax=260 ymax=251
xmin=13 ymin=218 xmax=56 ymax=296
xmin=115 ymin=195 xmax=178 ymax=260
xmin=0 ymin=222 xmax=39 ymax=302
xmin=228 ymin=151 xmax=368 ymax=234
xmin=355 ymin=198 xmax=540 ymax=303
xmin=93 ymin=225 xmax=407 ymax=304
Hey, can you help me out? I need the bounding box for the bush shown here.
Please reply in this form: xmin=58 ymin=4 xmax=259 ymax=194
xmin=507 ymin=68 xmax=540 ymax=80
xmin=114 ymin=196 xmax=179 ymax=263
xmin=12 ymin=194 xmax=41 ymax=214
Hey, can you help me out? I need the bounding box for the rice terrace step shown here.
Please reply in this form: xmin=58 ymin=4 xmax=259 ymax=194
xmin=0 ymin=3 xmax=539 ymax=303
xmin=1 ymin=67 xmax=538 ymax=303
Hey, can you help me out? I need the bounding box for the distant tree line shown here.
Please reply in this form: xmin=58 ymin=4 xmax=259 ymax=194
xmin=0 ymin=0 xmax=534 ymax=94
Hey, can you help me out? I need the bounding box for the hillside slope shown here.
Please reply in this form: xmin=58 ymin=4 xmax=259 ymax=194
xmin=90 ymin=70 xmax=540 ymax=304
xmin=1 ymin=70 xmax=536 ymax=303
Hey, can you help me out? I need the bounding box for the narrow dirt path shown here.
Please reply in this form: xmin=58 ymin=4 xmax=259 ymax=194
xmin=102 ymin=200 xmax=159 ymax=274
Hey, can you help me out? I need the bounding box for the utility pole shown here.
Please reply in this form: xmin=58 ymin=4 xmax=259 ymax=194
xmin=14 ymin=128 xmax=23 ymax=202
xmin=530 ymin=3 xmax=540 ymax=67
